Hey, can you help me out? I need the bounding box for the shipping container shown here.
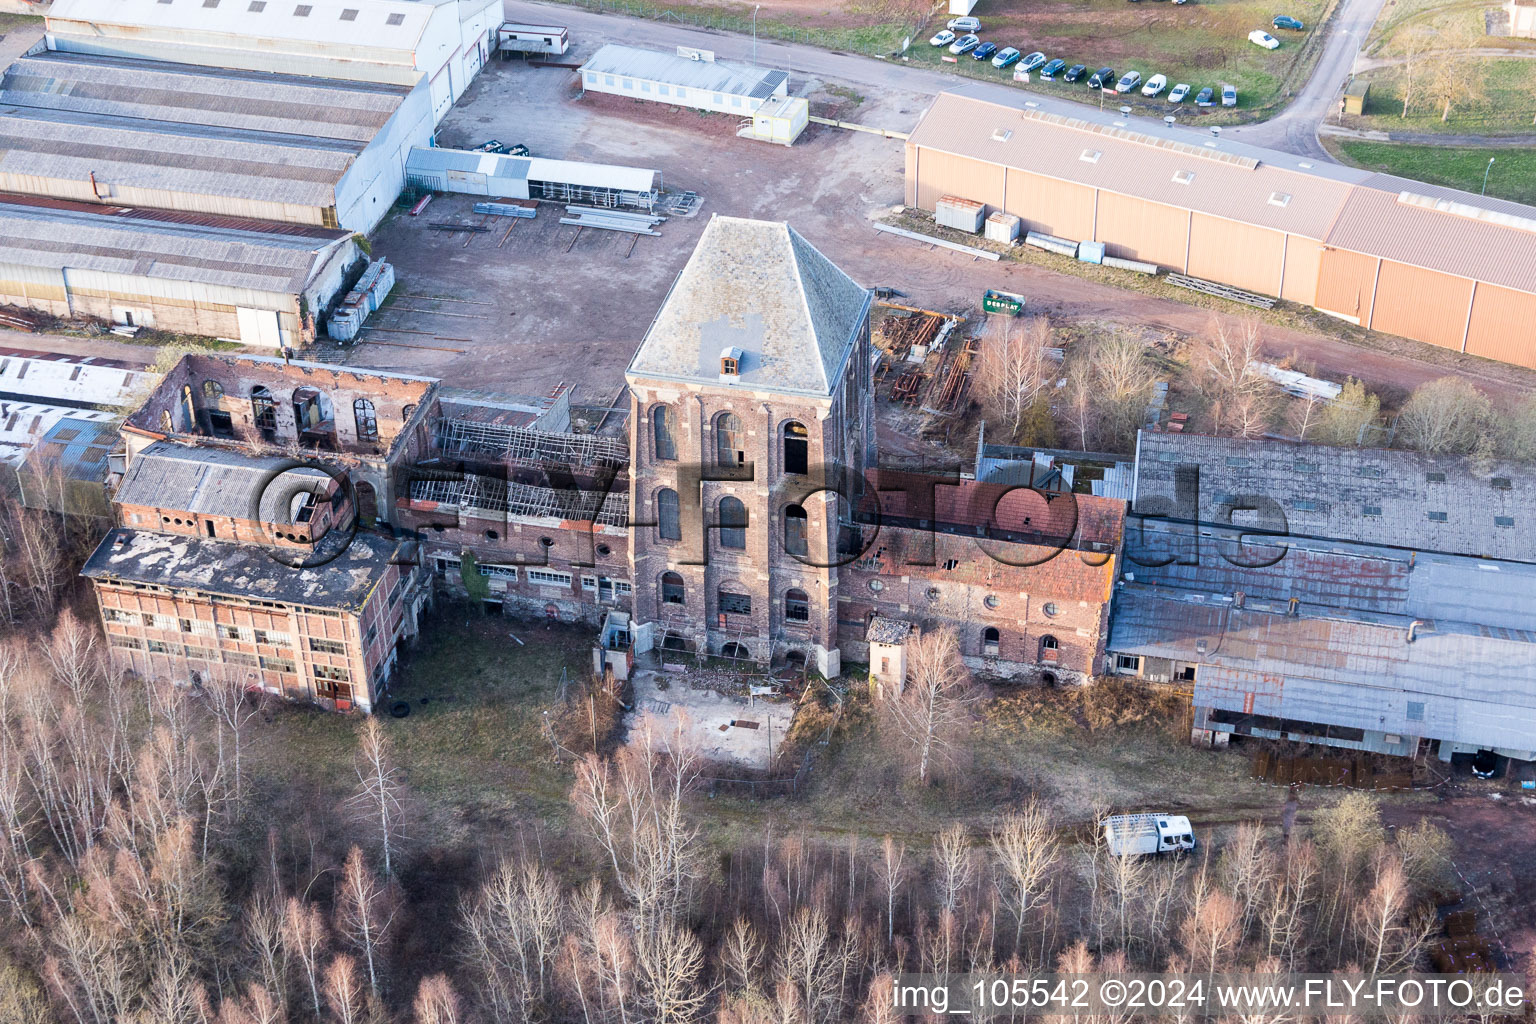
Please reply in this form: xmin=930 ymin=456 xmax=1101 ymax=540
xmin=935 ymin=195 xmax=986 ymax=233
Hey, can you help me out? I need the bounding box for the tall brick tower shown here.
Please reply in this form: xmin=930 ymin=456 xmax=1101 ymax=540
xmin=625 ymin=216 xmax=873 ymax=676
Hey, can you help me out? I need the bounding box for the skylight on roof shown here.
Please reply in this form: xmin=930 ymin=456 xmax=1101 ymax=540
xmin=1080 ymin=149 xmax=1101 ymax=164
xmin=1269 ymin=192 xmax=1292 ymax=207
xmin=340 ymin=7 xmax=357 ymax=18
xmin=1172 ymin=170 xmax=1195 ymax=185
xmin=992 ymin=128 xmax=1013 ymax=142
xmin=248 ymin=0 xmax=265 ymax=9
xmin=386 ymin=11 xmax=404 ymax=24
xmin=293 ymin=3 xmax=311 ymax=14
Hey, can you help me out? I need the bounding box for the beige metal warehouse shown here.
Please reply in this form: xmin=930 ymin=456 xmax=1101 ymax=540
xmin=0 ymin=194 xmax=357 ymax=347
xmin=906 ymin=92 xmax=1536 ymax=370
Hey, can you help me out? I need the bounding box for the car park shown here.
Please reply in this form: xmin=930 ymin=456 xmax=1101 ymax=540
xmin=947 ymin=15 xmax=982 ymax=31
xmin=1141 ymin=74 xmax=1167 ymax=97
xmin=1248 ymin=29 xmax=1280 ymax=49
xmin=1019 ymin=51 xmax=1048 ymax=72
xmin=972 ymin=41 xmax=998 ymax=60
xmin=1273 ymin=14 xmax=1304 ymax=29
xmin=1040 ymin=58 xmax=1067 ymax=78
xmin=1088 ymin=66 xmax=1116 ymax=88
xmin=930 ymin=29 xmax=955 ymax=46
xmin=1196 ymin=86 xmax=1215 ymax=106
xmin=949 ymin=33 xmax=981 ymax=54
xmin=1115 ymin=70 xmax=1142 ymax=92
xmin=1168 ymin=82 xmax=1190 ymax=102
xmin=992 ymin=47 xmax=1022 ymax=68
xmin=1222 ymin=84 xmax=1238 ymax=106
xmin=1064 ymin=63 xmax=1088 ymax=82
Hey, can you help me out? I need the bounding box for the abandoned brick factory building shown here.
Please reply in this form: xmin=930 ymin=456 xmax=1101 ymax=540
xmin=77 ymin=216 xmax=1536 ymax=769
xmin=83 ymin=217 xmax=1127 ymax=711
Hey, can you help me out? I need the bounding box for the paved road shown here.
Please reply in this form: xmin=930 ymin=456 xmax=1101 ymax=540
xmin=1225 ymin=0 xmax=1391 ymax=158
xmin=505 ymin=0 xmax=1387 ymax=161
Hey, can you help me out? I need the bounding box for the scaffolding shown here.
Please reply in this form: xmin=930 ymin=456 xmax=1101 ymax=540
xmin=434 ymin=417 xmax=629 ymax=468
xmin=410 ymin=473 xmax=629 ymax=526
xmin=529 ymin=179 xmax=658 ymax=212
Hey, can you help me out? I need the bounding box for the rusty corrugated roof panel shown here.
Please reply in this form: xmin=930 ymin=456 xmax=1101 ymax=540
xmin=0 ymin=191 xmax=350 ymax=240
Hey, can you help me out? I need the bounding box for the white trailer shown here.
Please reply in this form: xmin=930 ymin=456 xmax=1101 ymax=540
xmin=498 ymin=24 xmax=570 ymax=56
xmin=1103 ymin=813 xmax=1196 ymax=856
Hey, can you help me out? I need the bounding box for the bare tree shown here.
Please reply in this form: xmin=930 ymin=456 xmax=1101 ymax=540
xmin=1425 ymin=24 xmax=1489 ymax=122
xmin=774 ymin=907 xmax=847 ymax=1024
xmin=199 ymin=669 xmax=263 ymax=814
xmin=718 ymin=916 xmax=764 ymax=998
xmin=975 ymin=315 xmax=1055 ymax=440
xmin=1351 ymin=852 xmax=1434 ymax=972
xmin=635 ymin=922 xmax=708 ymax=1024
xmin=883 ymin=630 xmax=976 ymax=785
xmin=351 ymin=716 xmax=406 ymax=879
xmin=1190 ymin=317 xmax=1274 ymax=437
xmin=413 ymin=974 xmax=464 ymax=1024
xmin=1181 ymin=861 xmax=1241 ymax=973
xmin=1392 ymin=25 xmax=1436 ymax=117
xmin=334 ymin=846 xmax=394 ymax=998
xmin=1092 ymin=333 xmax=1159 ymax=451
xmin=875 ymin=836 xmax=906 ymax=946
xmin=323 ymin=955 xmax=366 ymax=1024
xmin=989 ymin=799 xmax=1059 ymax=956
xmin=460 ymin=853 xmax=563 ymax=1018
xmin=282 ymin=897 xmax=328 ymax=1019
xmin=1396 ymin=377 xmax=1493 ymax=454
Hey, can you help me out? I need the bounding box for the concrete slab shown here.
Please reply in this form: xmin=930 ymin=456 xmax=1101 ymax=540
xmin=626 ymin=668 xmax=797 ymax=771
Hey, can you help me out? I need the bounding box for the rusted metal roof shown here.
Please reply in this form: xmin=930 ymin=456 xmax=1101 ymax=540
xmin=0 ymin=191 xmax=350 ymax=240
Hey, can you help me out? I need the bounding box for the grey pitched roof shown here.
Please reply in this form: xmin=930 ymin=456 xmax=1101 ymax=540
xmin=627 ymin=216 xmax=871 ymax=397
xmin=82 ymin=527 xmax=405 ymax=612
xmin=115 ymin=443 xmax=333 ymax=523
xmin=0 ymin=52 xmax=406 ymax=146
xmin=866 ymin=616 xmax=914 ymax=644
xmin=1132 ymin=431 xmax=1535 ymax=563
xmin=0 ymin=106 xmax=355 ymax=208
xmin=0 ymin=199 xmax=345 ymax=295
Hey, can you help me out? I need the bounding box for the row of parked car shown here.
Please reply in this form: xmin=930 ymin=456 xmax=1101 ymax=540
xmin=930 ymin=13 xmax=1306 ymax=109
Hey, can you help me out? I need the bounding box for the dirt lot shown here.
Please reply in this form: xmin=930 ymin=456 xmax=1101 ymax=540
xmin=628 ymin=668 xmax=798 ymax=769
xmin=353 ymin=56 xmax=1536 ymax=422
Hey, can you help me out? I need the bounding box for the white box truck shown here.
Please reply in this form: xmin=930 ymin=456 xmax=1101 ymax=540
xmin=1103 ymin=813 xmax=1197 ymax=856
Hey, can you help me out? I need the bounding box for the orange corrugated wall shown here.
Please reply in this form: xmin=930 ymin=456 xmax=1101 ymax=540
xmin=1280 ymin=235 xmax=1323 ymax=306
xmin=1313 ymin=248 xmax=1378 ymax=324
xmin=1465 ymin=283 xmax=1536 ymax=369
xmin=1371 ymin=260 xmax=1475 ymax=352
xmin=1093 ymin=191 xmax=1189 ymax=269
xmin=912 ymin=148 xmax=1005 ymax=212
xmin=1186 ymin=213 xmax=1286 ymax=297
xmin=1003 ymin=168 xmax=1096 ymax=241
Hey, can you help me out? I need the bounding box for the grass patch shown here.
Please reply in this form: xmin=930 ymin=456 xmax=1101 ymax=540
xmin=1349 ymin=59 xmax=1536 ymax=136
xmin=1334 ymin=140 xmax=1536 ymax=204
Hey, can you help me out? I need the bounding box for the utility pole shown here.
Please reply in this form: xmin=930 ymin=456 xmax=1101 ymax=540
xmin=1481 ymin=156 xmax=1495 ymax=196
xmin=753 ymin=4 xmax=760 ymax=63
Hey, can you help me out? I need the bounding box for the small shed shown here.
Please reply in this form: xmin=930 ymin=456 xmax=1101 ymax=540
xmin=867 ymin=616 xmax=914 ymax=698
xmin=1342 ymin=78 xmax=1370 ymax=116
xmin=743 ymin=94 xmax=809 ymax=146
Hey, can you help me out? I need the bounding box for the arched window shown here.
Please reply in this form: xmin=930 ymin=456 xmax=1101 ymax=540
xmin=785 ymin=588 xmax=810 ymax=622
xmin=721 ymin=641 xmax=749 ymax=660
xmin=1039 ymin=635 xmax=1059 ymax=662
xmin=782 ymin=420 xmax=809 ymax=476
xmin=657 ymin=488 xmax=681 ymax=541
xmin=660 ymin=571 xmax=685 ymax=605
xmin=718 ymin=496 xmax=747 ymax=549
xmin=402 ymin=403 xmax=416 ymax=421
xmin=250 ymin=386 xmax=276 ymax=437
xmin=983 ymin=627 xmax=1001 ymax=656
xmin=783 ymin=503 xmax=808 ymax=557
xmin=716 ymin=412 xmax=745 ymax=467
xmin=202 ymin=380 xmax=224 ymax=402
xmin=652 ymin=405 xmax=677 ymax=461
xmin=354 ymin=398 xmax=378 ymax=441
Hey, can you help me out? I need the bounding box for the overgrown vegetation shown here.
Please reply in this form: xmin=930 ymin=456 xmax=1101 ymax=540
xmin=1333 ymin=141 xmax=1536 ymax=205
xmin=0 ymin=606 xmax=1468 ymax=1021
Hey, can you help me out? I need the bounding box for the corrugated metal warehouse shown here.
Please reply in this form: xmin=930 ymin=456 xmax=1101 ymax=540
xmin=0 ymin=194 xmax=358 ymax=347
xmin=0 ymin=51 xmax=434 ymax=231
xmin=44 ymin=0 xmax=500 ymax=123
xmin=906 ymin=92 xmax=1536 ymax=370
xmin=1109 ymin=432 xmax=1536 ymax=765
xmin=579 ymin=44 xmax=789 ymax=116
